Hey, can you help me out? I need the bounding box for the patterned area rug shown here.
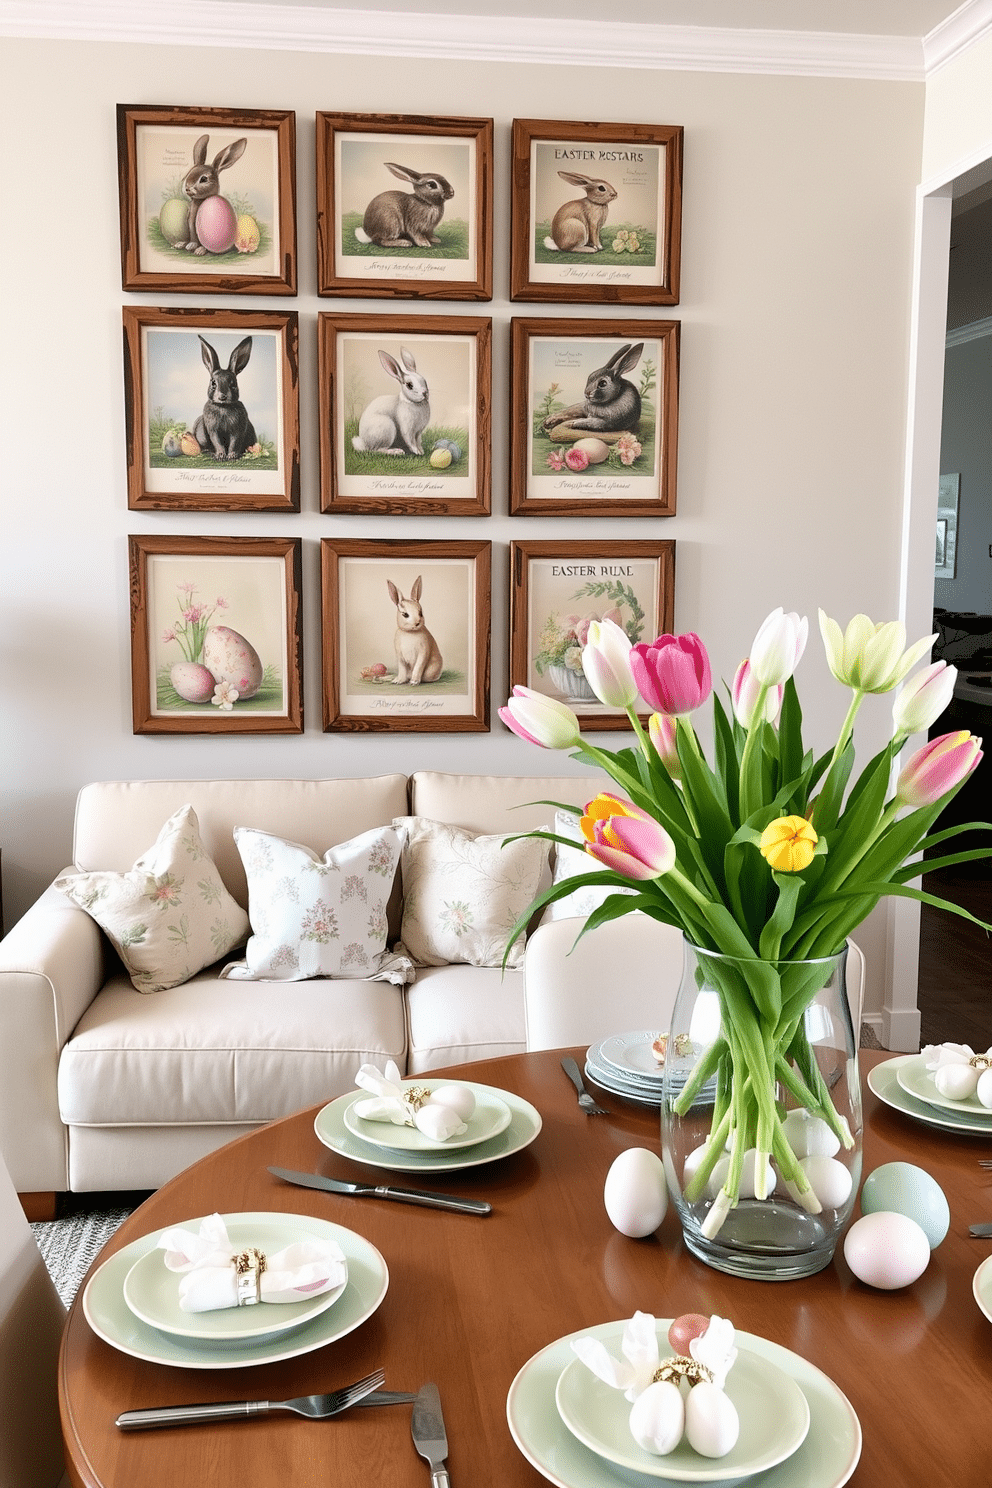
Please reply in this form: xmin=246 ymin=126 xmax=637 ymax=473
xmin=32 ymin=1193 xmax=148 ymax=1307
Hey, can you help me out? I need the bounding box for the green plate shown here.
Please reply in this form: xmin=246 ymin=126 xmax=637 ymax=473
xmin=555 ymin=1325 xmax=808 ymax=1481
xmin=895 ymin=1054 xmax=992 ymax=1118
xmin=508 ymin=1323 xmax=861 ymax=1488
xmin=82 ymin=1212 xmax=387 ymax=1369
xmin=122 ymin=1214 xmax=347 ymax=1341
xmin=342 ymin=1081 xmax=512 ymax=1152
xmin=869 ymin=1056 xmax=992 ymax=1135
xmin=315 ymin=1082 xmax=541 ymax=1173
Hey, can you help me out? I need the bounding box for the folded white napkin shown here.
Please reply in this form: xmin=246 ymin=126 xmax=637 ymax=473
xmin=353 ymin=1059 xmax=471 ymax=1141
xmin=157 ymin=1213 xmax=348 ymax=1313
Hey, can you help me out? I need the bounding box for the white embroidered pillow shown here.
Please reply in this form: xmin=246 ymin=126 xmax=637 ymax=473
xmin=55 ymin=804 xmax=249 ymax=994
xmin=393 ymin=816 xmax=550 ymax=969
xmin=222 ymin=824 xmax=410 ymax=983
xmin=542 ymin=809 xmax=637 ymax=923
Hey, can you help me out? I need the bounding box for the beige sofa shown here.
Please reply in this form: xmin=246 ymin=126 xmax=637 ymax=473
xmin=0 ymin=772 xmax=600 ymax=1202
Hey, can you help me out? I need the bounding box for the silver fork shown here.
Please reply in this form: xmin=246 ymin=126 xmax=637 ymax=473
xmin=561 ymin=1056 xmax=610 ymax=1115
xmin=116 ymin=1367 xmax=391 ymax=1431
xmin=978 ymin=1160 xmax=992 ymax=1168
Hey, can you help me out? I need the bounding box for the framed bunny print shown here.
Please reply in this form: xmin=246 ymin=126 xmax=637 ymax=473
xmin=510 ymin=119 xmax=682 ymax=305
xmin=117 ymin=105 xmax=297 ymax=294
xmin=123 ymin=307 xmax=300 ymax=512
xmin=318 ymin=313 xmax=491 ymax=516
xmin=315 ymin=112 xmax=493 ymax=300
xmin=320 ymin=539 xmax=491 ymax=732
xmin=510 ymin=317 xmax=680 ymax=518
xmin=129 ymin=534 xmax=303 ymax=735
xmin=509 ymin=539 xmax=675 ymax=733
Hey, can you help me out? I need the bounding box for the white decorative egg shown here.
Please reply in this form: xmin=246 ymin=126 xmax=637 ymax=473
xmin=684 ymin=1381 xmax=740 ymax=1458
xmin=201 ymin=626 xmax=263 ymax=699
xmin=709 ymin=1149 xmax=776 ymax=1200
xmin=935 ymin=1063 xmax=980 ymax=1100
xmin=843 ymin=1211 xmax=930 ymax=1288
xmin=628 ymin=1379 xmax=684 ymax=1455
xmin=429 ymin=1084 xmax=476 ymax=1122
xmin=604 ymin=1147 xmax=668 ymax=1237
xmin=169 ymin=661 xmax=216 ymax=704
xmin=414 ymin=1104 xmax=464 ymax=1141
xmin=799 ymin=1154 xmax=853 ymax=1209
xmin=978 ymin=1068 xmax=992 ymax=1109
xmin=859 ymin=1162 xmax=949 ymax=1248
xmin=782 ymin=1108 xmax=841 ymax=1159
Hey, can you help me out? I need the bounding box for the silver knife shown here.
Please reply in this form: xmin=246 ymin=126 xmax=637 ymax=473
xmin=411 ymin=1382 xmax=451 ymax=1488
xmin=969 ymin=1222 xmax=992 ymax=1236
xmin=268 ymin=1165 xmax=491 ymax=1215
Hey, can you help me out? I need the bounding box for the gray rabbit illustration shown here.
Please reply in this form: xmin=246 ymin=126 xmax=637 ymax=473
xmin=352 ymin=348 xmax=430 ymax=456
xmin=192 ymin=336 xmax=257 ymax=460
xmin=542 ymin=343 xmax=644 ymax=436
xmin=386 ymin=576 xmax=443 ymax=685
xmin=354 ymin=163 xmax=454 ymax=249
xmin=178 ymin=133 xmax=247 ymax=254
xmin=543 ymin=171 xmax=618 ymax=253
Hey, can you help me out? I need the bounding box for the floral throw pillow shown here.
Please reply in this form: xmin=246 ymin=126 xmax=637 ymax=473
xmin=56 ymin=805 xmax=249 ymax=994
xmin=542 ymin=809 xmax=637 ymax=923
xmin=220 ymin=824 xmax=412 ymax=984
xmin=393 ymin=816 xmax=550 ymax=969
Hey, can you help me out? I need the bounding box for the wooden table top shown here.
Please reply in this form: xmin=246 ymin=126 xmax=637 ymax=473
xmin=60 ymin=1048 xmax=991 ymax=1487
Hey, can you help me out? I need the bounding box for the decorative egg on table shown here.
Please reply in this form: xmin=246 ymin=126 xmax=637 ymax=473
xmin=859 ymin=1162 xmax=950 ymax=1248
xmin=201 ymin=626 xmax=263 ymax=699
xmin=194 ymin=194 xmax=238 ymax=254
xmin=158 ymin=197 xmax=190 ymax=246
xmin=604 ymin=1147 xmax=668 ymax=1237
xmin=843 ymin=1210 xmax=931 ymax=1288
xmin=169 ymin=662 xmax=216 ymax=704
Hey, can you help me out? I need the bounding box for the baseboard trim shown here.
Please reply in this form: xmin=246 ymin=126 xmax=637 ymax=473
xmin=879 ymin=1006 xmax=922 ymax=1053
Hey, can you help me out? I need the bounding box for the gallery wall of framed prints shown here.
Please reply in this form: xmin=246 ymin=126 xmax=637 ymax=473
xmin=116 ymin=107 xmax=683 ymax=734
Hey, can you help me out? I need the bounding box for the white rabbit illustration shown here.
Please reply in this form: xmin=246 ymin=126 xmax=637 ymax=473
xmin=386 ymin=576 xmax=443 ymax=685
xmin=352 ymin=348 xmax=431 ymax=456
xmin=543 ymin=171 xmax=618 ymax=253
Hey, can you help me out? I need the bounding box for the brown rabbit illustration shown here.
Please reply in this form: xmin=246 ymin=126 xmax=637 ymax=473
xmin=178 ymin=134 xmax=247 ymax=255
xmin=544 ymin=171 xmax=618 ymax=253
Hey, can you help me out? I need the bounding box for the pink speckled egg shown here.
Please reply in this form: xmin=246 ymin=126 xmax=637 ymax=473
xmin=195 ymin=195 xmax=238 ymax=254
xmin=170 ymin=662 xmax=216 ymax=704
xmin=202 ymin=626 xmax=263 ymax=699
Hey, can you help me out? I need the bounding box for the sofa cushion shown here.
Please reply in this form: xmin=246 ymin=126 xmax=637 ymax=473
xmin=404 ymin=964 xmax=526 ymax=1074
xmin=393 ymin=816 xmax=549 ymax=969
xmin=55 ymin=805 xmax=249 ymax=993
xmin=57 ymin=968 xmax=407 ymax=1127
xmin=221 ymin=824 xmax=412 ymax=984
xmin=408 ymin=771 xmax=600 ymax=834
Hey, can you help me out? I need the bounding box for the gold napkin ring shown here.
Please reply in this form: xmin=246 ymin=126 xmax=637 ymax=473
xmin=234 ymin=1247 xmax=266 ymax=1306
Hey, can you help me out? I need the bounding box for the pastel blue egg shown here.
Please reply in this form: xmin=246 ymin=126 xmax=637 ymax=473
xmin=861 ymin=1162 xmax=949 ymax=1249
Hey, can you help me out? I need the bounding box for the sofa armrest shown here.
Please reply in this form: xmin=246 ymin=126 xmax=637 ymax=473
xmin=0 ymin=879 xmax=107 ymax=1192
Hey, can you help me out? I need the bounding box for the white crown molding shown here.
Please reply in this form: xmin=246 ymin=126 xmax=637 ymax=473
xmin=923 ymin=0 xmax=992 ymax=76
xmin=0 ymin=0 xmax=927 ymax=80
xmin=946 ymin=313 xmax=992 ymax=344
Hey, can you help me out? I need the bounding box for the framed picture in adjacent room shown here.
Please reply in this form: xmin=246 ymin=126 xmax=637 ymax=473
xmin=510 ymin=317 xmax=679 ymax=517
xmin=315 ymin=111 xmax=493 ymax=299
xmin=318 ymin=313 xmax=491 ymax=516
xmin=510 ymin=118 xmax=682 ymax=304
xmin=935 ymin=473 xmax=960 ymax=579
xmin=123 ymin=307 xmax=300 ymax=511
xmin=321 ymin=539 xmax=491 ymax=731
xmin=509 ymin=539 xmax=675 ymax=731
xmin=117 ymin=104 xmax=297 ymax=294
xmin=129 ymin=535 xmax=303 ymax=734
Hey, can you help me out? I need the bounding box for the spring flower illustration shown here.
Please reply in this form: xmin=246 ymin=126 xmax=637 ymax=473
xmin=163 ymin=583 xmax=229 ymax=664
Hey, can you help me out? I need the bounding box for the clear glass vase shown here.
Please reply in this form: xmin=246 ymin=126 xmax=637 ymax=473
xmin=661 ymin=939 xmax=862 ymax=1281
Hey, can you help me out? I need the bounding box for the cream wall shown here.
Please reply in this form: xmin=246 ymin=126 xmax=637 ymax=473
xmin=922 ymin=28 xmax=992 ymax=183
xmin=0 ymin=39 xmax=925 ymax=1026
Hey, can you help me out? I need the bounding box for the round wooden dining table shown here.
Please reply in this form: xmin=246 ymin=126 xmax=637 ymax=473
xmin=60 ymin=1048 xmax=991 ymax=1487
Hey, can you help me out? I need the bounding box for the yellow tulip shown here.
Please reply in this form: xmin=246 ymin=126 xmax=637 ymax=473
xmin=759 ymin=816 xmax=818 ymax=872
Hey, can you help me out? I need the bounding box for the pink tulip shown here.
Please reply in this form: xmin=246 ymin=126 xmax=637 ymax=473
xmin=648 ymin=712 xmax=682 ymax=780
xmin=895 ymin=730 xmax=983 ymax=807
xmin=629 ymin=632 xmax=712 ymax=716
xmin=580 ymin=792 xmax=676 ymax=880
xmin=498 ymin=686 xmax=581 ymax=750
xmin=732 ymin=658 xmax=783 ymax=728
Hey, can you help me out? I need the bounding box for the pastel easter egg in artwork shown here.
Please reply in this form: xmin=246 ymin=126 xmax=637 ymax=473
xmin=235 ymin=214 xmax=260 ymax=253
xmin=180 ymin=430 xmax=201 ymax=457
xmin=843 ymin=1211 xmax=930 ymax=1288
xmin=195 ymin=194 xmax=238 ymax=254
xmin=571 ymin=437 xmax=610 ymax=465
xmin=161 ymin=429 xmax=182 ymax=457
xmin=169 ymin=662 xmax=216 ymax=704
xmin=860 ymin=1162 xmax=949 ymax=1249
xmin=201 ymin=626 xmax=263 ymax=699
xmin=159 ymin=197 xmax=190 ymax=246
xmin=604 ymin=1147 xmax=668 ymax=1237
xmin=429 ymin=447 xmax=452 ymax=469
